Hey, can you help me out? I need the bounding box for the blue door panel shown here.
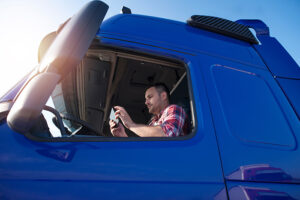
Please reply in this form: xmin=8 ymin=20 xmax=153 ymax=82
xmin=197 ymin=53 xmax=300 ymax=186
xmin=0 ymin=114 xmax=224 ymax=198
xmin=0 ymin=180 xmax=224 ymax=200
xmin=0 ymin=122 xmax=221 ymax=182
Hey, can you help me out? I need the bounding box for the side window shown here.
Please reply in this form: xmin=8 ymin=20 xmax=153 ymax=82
xmin=31 ymin=51 xmax=194 ymax=140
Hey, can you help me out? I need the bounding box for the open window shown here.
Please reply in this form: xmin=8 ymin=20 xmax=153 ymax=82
xmin=30 ymin=49 xmax=194 ymax=140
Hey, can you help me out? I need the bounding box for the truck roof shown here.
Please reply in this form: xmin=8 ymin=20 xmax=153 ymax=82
xmin=99 ymin=14 xmax=265 ymax=68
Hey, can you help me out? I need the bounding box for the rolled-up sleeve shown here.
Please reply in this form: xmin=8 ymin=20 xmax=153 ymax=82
xmin=160 ymin=105 xmax=186 ymax=137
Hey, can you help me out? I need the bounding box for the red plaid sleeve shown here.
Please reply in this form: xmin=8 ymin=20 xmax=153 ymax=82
xmin=160 ymin=105 xmax=186 ymax=137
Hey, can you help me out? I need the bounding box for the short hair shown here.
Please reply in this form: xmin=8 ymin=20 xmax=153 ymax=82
xmin=147 ymin=83 xmax=170 ymax=101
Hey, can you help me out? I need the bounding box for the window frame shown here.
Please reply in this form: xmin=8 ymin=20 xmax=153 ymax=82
xmin=23 ymin=47 xmax=198 ymax=142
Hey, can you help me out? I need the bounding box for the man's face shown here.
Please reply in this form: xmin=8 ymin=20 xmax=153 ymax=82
xmin=145 ymin=87 xmax=164 ymax=115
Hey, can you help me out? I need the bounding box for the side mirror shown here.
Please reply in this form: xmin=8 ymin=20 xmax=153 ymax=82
xmin=7 ymin=1 xmax=108 ymax=134
xmin=7 ymin=72 xmax=61 ymax=134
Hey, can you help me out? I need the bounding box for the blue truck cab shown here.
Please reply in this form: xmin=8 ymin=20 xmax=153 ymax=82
xmin=0 ymin=1 xmax=299 ymax=199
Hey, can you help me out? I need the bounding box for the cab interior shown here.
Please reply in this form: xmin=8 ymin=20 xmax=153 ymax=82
xmin=31 ymin=49 xmax=193 ymax=139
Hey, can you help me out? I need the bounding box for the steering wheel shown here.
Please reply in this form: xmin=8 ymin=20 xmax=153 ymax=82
xmin=44 ymin=106 xmax=102 ymax=137
xmin=60 ymin=112 xmax=102 ymax=136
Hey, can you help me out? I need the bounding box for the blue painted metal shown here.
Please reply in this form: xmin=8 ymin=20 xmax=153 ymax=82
xmin=276 ymin=78 xmax=300 ymax=119
xmin=99 ymin=14 xmax=266 ymax=69
xmin=0 ymin=2 xmax=300 ymax=199
xmin=236 ymin=19 xmax=270 ymax=36
xmin=236 ymin=19 xmax=300 ymax=79
xmin=254 ymin=36 xmax=300 ymax=79
xmin=198 ymin=50 xmax=300 ymax=192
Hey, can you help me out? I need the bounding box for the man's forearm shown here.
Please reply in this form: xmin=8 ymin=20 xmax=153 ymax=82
xmin=129 ymin=124 xmax=167 ymax=137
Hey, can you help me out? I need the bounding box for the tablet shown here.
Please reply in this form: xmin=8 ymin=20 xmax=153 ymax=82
xmin=109 ymin=108 xmax=119 ymax=124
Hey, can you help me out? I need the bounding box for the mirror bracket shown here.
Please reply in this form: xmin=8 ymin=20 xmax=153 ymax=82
xmin=7 ymin=72 xmax=61 ymax=134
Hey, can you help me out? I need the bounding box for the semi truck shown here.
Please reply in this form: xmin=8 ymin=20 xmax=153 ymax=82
xmin=0 ymin=1 xmax=299 ymax=199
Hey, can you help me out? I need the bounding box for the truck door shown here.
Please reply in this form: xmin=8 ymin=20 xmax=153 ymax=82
xmin=0 ymin=26 xmax=226 ymax=200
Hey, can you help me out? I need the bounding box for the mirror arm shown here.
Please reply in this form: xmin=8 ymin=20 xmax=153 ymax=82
xmin=7 ymin=72 xmax=61 ymax=134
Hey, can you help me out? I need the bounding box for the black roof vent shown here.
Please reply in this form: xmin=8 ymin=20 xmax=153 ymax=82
xmin=187 ymin=15 xmax=258 ymax=44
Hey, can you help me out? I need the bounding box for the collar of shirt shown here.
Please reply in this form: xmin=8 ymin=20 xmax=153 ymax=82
xmin=151 ymin=105 xmax=170 ymax=123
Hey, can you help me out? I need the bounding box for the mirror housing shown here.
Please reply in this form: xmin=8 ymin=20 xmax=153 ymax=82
xmin=39 ymin=1 xmax=108 ymax=76
xmin=7 ymin=72 xmax=61 ymax=134
xmin=7 ymin=1 xmax=108 ymax=134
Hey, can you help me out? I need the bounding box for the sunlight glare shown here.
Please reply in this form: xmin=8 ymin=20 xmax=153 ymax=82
xmin=0 ymin=1 xmax=60 ymax=97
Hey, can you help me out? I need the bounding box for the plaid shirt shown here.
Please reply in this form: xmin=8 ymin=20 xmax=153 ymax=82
xmin=149 ymin=104 xmax=189 ymax=137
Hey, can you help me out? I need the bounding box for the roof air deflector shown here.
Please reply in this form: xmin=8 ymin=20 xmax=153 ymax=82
xmin=187 ymin=15 xmax=259 ymax=44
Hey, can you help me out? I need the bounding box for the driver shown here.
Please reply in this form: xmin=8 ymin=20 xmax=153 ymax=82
xmin=109 ymin=83 xmax=189 ymax=137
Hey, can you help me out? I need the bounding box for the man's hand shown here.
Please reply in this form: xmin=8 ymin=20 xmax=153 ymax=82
xmin=114 ymin=106 xmax=135 ymax=129
xmin=113 ymin=106 xmax=166 ymax=137
xmin=109 ymin=120 xmax=127 ymax=137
